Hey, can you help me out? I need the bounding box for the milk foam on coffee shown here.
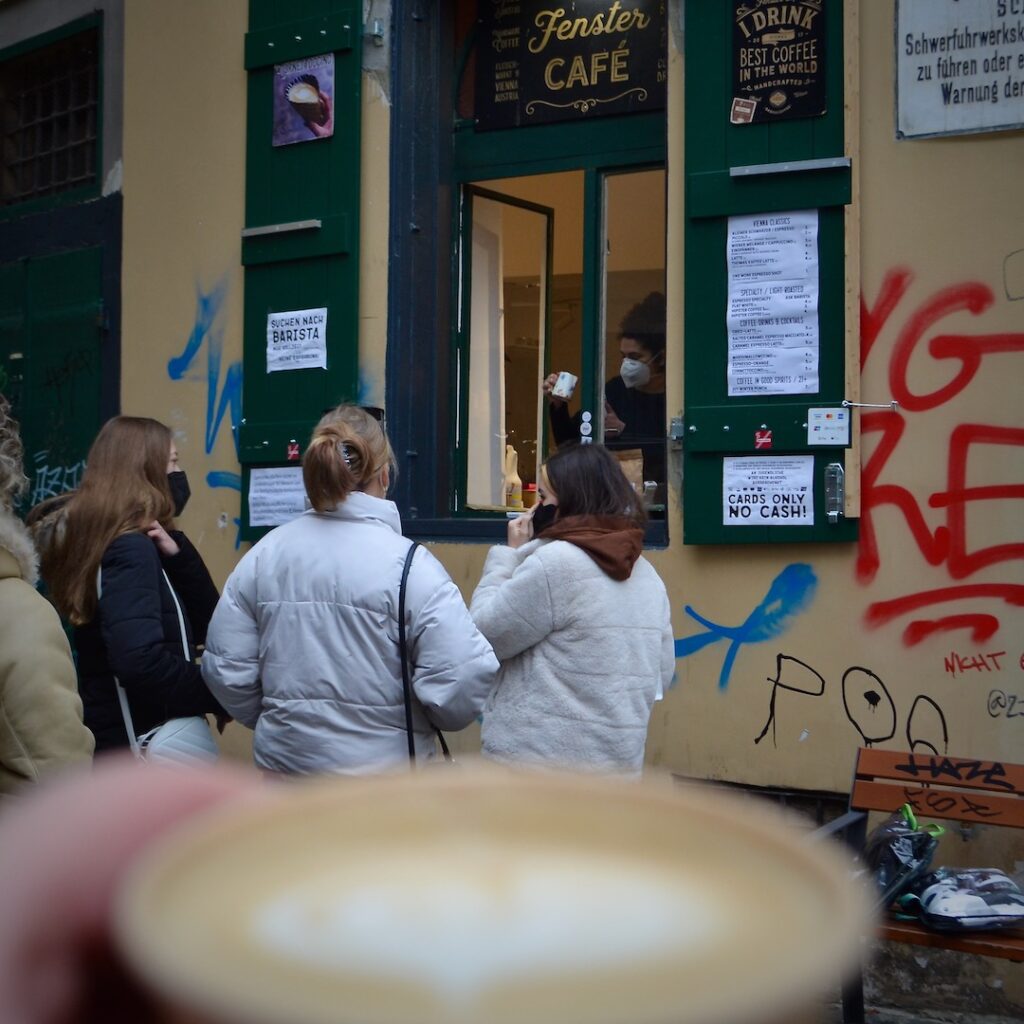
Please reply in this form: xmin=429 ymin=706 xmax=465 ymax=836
xmin=252 ymin=841 xmax=723 ymax=1004
xmin=288 ymin=82 xmax=319 ymax=104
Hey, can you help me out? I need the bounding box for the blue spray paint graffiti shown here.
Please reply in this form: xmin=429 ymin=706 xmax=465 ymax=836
xmin=675 ymin=564 xmax=818 ymax=690
xmin=167 ymin=281 xmax=243 ymax=546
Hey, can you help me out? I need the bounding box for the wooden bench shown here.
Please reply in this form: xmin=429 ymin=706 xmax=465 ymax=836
xmin=816 ymin=747 xmax=1024 ymax=1024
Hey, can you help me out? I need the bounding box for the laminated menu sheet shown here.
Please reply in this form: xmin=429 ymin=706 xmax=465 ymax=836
xmin=726 ymin=210 xmax=819 ymax=397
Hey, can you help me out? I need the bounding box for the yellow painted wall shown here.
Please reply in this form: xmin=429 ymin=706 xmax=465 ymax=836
xmin=118 ymin=2 xmax=395 ymax=758
xmin=120 ymin=0 xmax=247 ymax=589
xmin=436 ymin=2 xmax=1024 ymax=799
xmin=115 ymin=4 xmax=1022 ymax=794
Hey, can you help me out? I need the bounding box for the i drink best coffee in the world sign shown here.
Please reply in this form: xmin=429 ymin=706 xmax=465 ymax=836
xmin=731 ymin=0 xmax=827 ymax=125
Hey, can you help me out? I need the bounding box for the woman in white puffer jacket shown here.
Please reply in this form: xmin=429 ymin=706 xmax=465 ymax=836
xmin=471 ymin=442 xmax=675 ymax=777
xmin=202 ymin=406 xmax=498 ymax=775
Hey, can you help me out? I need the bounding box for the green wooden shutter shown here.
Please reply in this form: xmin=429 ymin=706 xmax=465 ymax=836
xmin=0 ymin=248 xmax=103 ymax=512
xmin=682 ymin=1 xmax=857 ymax=544
xmin=239 ymin=1 xmax=362 ymax=537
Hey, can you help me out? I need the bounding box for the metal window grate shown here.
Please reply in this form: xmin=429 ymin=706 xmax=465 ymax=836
xmin=0 ymin=28 xmax=100 ymax=207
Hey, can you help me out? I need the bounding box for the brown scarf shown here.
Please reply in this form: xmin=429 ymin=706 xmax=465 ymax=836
xmin=540 ymin=514 xmax=644 ymax=581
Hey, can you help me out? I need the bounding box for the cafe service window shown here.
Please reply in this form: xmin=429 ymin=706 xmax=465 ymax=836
xmin=456 ymin=168 xmax=666 ymax=512
xmin=448 ymin=1 xmax=668 ymax=528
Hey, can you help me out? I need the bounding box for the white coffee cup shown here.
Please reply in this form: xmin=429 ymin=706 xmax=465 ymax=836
xmin=114 ymin=764 xmax=871 ymax=1024
xmin=551 ymin=371 xmax=577 ymax=400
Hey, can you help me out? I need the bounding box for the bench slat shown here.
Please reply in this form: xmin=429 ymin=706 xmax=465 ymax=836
xmin=880 ymin=920 xmax=1024 ymax=961
xmin=855 ymin=748 xmax=1024 ymax=796
xmin=850 ymin=778 xmax=1024 ymax=828
xmin=835 ymin=749 xmax=1024 ymax=1024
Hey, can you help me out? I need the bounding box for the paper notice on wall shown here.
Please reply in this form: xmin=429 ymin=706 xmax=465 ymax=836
xmin=248 ymin=468 xmax=307 ymax=527
xmin=726 ymin=210 xmax=819 ymax=396
xmin=266 ymin=308 xmax=327 ymax=372
xmin=723 ymin=456 xmax=814 ymax=527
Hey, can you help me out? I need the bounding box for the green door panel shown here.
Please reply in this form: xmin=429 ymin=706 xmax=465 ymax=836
xmin=239 ymin=255 xmax=353 ymax=457
xmin=682 ymin=1 xmax=857 ymax=545
xmin=0 ymin=247 xmax=103 ymax=511
xmin=240 ymin=1 xmax=362 ymax=538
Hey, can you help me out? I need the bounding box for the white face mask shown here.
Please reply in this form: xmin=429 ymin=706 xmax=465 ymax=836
xmin=620 ymin=357 xmax=651 ymax=389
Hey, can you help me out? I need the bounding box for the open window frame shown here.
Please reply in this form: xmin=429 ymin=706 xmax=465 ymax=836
xmin=386 ymin=5 xmax=668 ymax=543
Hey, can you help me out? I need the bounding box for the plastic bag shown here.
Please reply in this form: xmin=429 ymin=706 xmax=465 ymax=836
xmin=862 ymin=804 xmax=944 ymax=908
xmin=898 ymin=868 xmax=1024 ymax=932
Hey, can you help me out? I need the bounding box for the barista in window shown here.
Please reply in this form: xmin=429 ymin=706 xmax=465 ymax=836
xmin=543 ymin=291 xmax=666 ymax=486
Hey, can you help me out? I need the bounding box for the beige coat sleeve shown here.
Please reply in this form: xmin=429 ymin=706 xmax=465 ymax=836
xmin=0 ymin=581 xmax=94 ymax=797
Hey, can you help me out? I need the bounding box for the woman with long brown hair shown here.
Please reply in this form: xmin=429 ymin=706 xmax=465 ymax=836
xmin=471 ymin=442 xmax=675 ymax=776
xmin=201 ymin=405 xmax=497 ymax=774
xmin=46 ymin=416 xmax=225 ymax=752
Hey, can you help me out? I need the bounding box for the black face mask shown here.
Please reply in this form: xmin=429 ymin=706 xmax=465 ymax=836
xmin=531 ymin=502 xmax=559 ymax=537
xmin=168 ymin=471 xmax=191 ymax=517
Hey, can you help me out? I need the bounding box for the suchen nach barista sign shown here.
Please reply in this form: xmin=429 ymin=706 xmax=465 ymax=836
xmin=475 ymin=1 xmax=667 ymax=131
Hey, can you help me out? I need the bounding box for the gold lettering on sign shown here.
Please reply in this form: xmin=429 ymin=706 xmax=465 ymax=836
xmin=544 ymin=48 xmax=631 ymax=90
xmin=736 ymin=3 xmax=818 ymax=40
xmin=529 ymin=3 xmax=652 ymax=56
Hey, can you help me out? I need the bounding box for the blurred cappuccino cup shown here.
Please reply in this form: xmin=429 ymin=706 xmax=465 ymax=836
xmin=115 ymin=764 xmax=871 ymax=1024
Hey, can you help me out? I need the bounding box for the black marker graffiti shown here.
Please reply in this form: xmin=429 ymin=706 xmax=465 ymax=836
xmin=754 ymin=654 xmax=825 ymax=747
xmin=892 ymin=754 xmax=1015 ymax=792
xmin=988 ymin=689 xmax=1024 ymax=719
xmin=43 ymin=348 xmax=94 ymax=392
xmin=755 ymin=654 xmax=949 ymax=754
xmin=906 ymin=694 xmax=949 ymax=756
xmin=842 ymin=667 xmax=897 ymax=747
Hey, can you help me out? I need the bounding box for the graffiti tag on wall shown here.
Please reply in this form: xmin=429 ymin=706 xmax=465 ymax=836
xmin=753 ymin=652 xmax=950 ymax=755
xmin=167 ymin=280 xmax=243 ymax=546
xmin=859 ymin=268 xmax=1024 ymax=646
xmin=29 ymin=450 xmax=86 ymax=505
xmin=675 ymin=564 xmax=817 ymax=690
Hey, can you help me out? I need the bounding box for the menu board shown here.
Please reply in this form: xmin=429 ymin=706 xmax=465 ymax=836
xmin=726 ymin=210 xmax=819 ymax=397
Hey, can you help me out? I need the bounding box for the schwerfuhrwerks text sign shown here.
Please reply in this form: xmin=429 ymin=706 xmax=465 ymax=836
xmin=897 ymin=0 xmax=1024 ymax=138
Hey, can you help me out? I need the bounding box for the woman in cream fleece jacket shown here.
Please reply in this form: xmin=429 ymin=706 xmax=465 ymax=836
xmin=471 ymin=443 xmax=675 ymax=776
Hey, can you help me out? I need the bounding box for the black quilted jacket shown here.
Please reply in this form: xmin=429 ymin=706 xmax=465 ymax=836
xmin=75 ymin=530 xmax=225 ymax=751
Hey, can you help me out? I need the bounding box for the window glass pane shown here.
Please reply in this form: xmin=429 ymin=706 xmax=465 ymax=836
xmin=0 ymin=27 xmax=100 ymax=206
xmin=465 ymin=192 xmax=550 ymax=509
xmin=601 ymin=168 xmax=667 ymax=507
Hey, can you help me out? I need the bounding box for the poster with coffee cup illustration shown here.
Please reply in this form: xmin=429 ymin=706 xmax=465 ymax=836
xmin=273 ymin=54 xmax=334 ymax=146
xmin=731 ymin=0 xmax=826 ymax=124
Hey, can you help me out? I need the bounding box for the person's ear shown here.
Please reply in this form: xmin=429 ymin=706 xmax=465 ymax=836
xmin=380 ymin=465 xmax=391 ymax=493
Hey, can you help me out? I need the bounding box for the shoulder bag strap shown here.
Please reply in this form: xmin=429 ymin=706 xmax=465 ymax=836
xmin=398 ymin=542 xmax=452 ymax=764
xmin=161 ymin=568 xmax=190 ymax=660
xmin=98 ymin=564 xmax=190 ymax=757
xmin=398 ymin=542 xmax=420 ymax=762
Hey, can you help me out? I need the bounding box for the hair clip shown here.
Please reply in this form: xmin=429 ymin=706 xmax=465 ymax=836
xmin=338 ymin=442 xmax=353 ymax=468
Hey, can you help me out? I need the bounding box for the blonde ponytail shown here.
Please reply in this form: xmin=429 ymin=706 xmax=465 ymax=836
xmin=302 ymin=406 xmax=395 ymax=512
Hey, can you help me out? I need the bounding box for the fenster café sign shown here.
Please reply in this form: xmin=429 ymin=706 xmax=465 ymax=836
xmin=475 ymin=1 xmax=667 ymax=130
